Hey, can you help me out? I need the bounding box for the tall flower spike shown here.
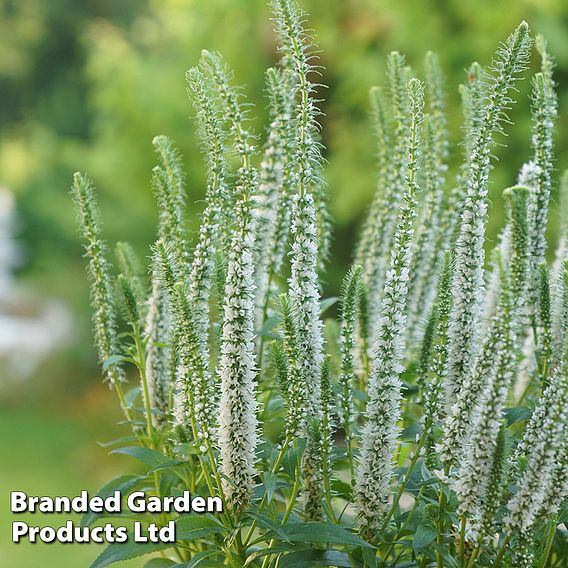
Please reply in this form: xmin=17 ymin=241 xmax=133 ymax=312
xmin=505 ymin=186 xmax=531 ymax=302
xmin=255 ymin=67 xmax=297 ymax=324
xmin=441 ymin=186 xmax=530 ymax=467
xmin=422 ymin=250 xmax=453 ymax=468
xmin=116 ymin=273 xmax=141 ymax=331
xmin=526 ymin=36 xmax=557 ymax=302
xmin=144 ymin=267 xmax=173 ymax=428
xmin=365 ymin=53 xmax=411 ymax=343
xmin=445 ymin=22 xmax=532 ymax=398
xmin=261 ymin=79 xmax=298 ymax=294
xmin=355 ymin=86 xmax=393 ymax=279
xmin=152 ymin=136 xmax=189 ymax=275
xmin=153 ymin=240 xmax=213 ymax=439
xmin=71 ymin=173 xmax=124 ymax=387
xmin=338 ymin=265 xmax=363 ymax=448
xmin=424 ymin=51 xmax=449 ymax=164
xmin=320 ymin=356 xmax=333 ymax=495
xmin=552 ymin=174 xmax=568 ymax=360
xmin=537 ymin=263 xmax=553 ymax=383
xmin=272 ymin=0 xmax=326 ymax=420
xmin=407 ymin=114 xmax=446 ymax=342
xmin=279 ymin=294 xmax=308 ymax=437
xmin=302 ymin=418 xmax=323 ymax=521
xmin=478 ymin=425 xmax=507 ymax=536
xmin=271 ymin=339 xmax=289 ymax=405
xmin=454 ymin=250 xmax=515 ymax=533
xmin=201 ymin=50 xmax=259 ymax=513
xmin=505 ymin=359 xmax=568 ymax=535
xmin=271 ymin=0 xmax=330 ymax=270
xmin=115 ymin=241 xmax=146 ymax=308
xmin=186 ymin=66 xmax=229 ymax=361
xmin=152 ymin=134 xmax=186 ymax=208
xmin=440 ymin=62 xmax=484 ymax=249
xmin=216 ymin=202 xmax=258 ymax=513
xmin=357 ymin=87 xmax=393 ymax=345
xmin=199 ymin=50 xmax=257 ymax=207
xmin=481 ymin=226 xmax=512 ymax=334
xmin=271 ymin=0 xmax=325 ymax=200
xmin=440 ymin=291 xmax=502 ymax=466
xmin=516 ymin=263 xmax=568 ymax=463
xmin=407 ymin=52 xmax=449 ymax=341
xmin=288 ymin=192 xmax=324 ymax=417
xmin=537 ymin=431 xmax=568 ymax=520
xmin=506 ymin=270 xmax=567 ymax=535
xmin=302 ymin=357 xmax=333 ymax=521
xmin=416 ymin=302 xmax=438 ymax=391
xmin=355 ymin=78 xmax=424 ymax=536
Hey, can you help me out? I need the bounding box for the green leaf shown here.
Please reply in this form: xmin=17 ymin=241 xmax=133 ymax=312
xmin=412 ymin=525 xmax=437 ymax=552
xmin=279 ymin=550 xmax=355 ymax=568
xmin=111 ymin=446 xmax=174 ymax=468
xmin=243 ymin=544 xmax=294 ymax=566
xmin=81 ymin=474 xmax=144 ymax=527
xmin=505 ymin=406 xmax=532 ymax=425
xmin=361 ymin=547 xmax=377 ymax=567
xmin=558 ymin=502 xmax=568 ymax=525
xmin=320 ymin=297 xmax=339 ymax=315
xmin=125 ymin=386 xmax=141 ymax=406
xmin=429 ymin=543 xmax=459 ymax=567
xmin=257 ymin=315 xmax=282 ymax=339
xmin=144 ymin=560 xmax=177 ymax=568
xmin=331 ymin=479 xmax=353 ymax=500
xmin=263 ymin=471 xmax=278 ymax=504
xmin=147 ymin=459 xmax=186 ymax=475
xmin=90 ymin=541 xmax=172 ymax=568
xmin=172 ymin=549 xmax=219 ymax=567
xmin=103 ymin=354 xmax=131 ymax=370
xmin=246 ymin=511 xmax=291 ymax=543
xmin=420 ymin=461 xmax=433 ymax=481
xmin=282 ymin=441 xmax=306 ymax=480
xmin=175 ymin=514 xmax=225 ymax=541
xmin=271 ymin=522 xmax=373 ymax=548
xmin=98 ymin=435 xmax=138 ymax=448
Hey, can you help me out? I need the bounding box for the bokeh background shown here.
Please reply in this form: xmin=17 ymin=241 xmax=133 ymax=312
xmin=1 ymin=0 xmax=568 ymax=565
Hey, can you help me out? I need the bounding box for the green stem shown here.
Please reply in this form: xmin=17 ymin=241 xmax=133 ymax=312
xmin=379 ymin=431 xmax=427 ymax=534
xmin=260 ymin=465 xmax=302 ymax=568
xmin=465 ymin=544 xmax=480 ymax=568
xmin=115 ymin=383 xmax=135 ymax=429
xmin=459 ymin=516 xmax=467 ymax=567
xmin=133 ymin=328 xmax=155 ymax=443
xmin=493 ymin=533 xmax=512 ymax=568
xmin=436 ymin=466 xmax=450 ymax=568
xmin=258 ymin=270 xmax=275 ymax=372
xmin=539 ymin=519 xmax=557 ymax=568
xmin=243 ymin=436 xmax=293 ymax=547
xmin=384 ymin=486 xmax=424 ymax=560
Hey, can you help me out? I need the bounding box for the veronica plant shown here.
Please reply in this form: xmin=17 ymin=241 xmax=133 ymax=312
xmin=73 ymin=2 xmax=567 ymax=566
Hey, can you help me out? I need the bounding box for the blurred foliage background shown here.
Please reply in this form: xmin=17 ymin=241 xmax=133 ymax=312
xmin=1 ymin=0 xmax=568 ymax=564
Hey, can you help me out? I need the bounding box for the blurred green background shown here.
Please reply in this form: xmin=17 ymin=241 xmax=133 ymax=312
xmin=1 ymin=0 xmax=567 ymax=565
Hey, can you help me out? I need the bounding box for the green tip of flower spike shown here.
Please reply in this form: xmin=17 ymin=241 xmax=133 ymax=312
xmin=503 ymin=184 xmax=531 ymax=202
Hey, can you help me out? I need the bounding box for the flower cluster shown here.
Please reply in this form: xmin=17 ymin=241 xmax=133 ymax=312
xmin=72 ymin=3 xmax=568 ymax=566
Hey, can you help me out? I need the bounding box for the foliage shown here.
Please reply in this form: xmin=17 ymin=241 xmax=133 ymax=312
xmin=73 ymin=1 xmax=567 ymax=566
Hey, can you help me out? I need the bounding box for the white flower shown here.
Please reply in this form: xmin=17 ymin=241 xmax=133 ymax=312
xmin=144 ymin=274 xmax=172 ymax=427
xmin=505 ymin=363 xmax=568 ymax=534
xmin=355 ymin=78 xmax=424 ymax=535
xmin=288 ymin=192 xmax=324 ymax=419
xmin=445 ymin=23 xmax=532 ymax=399
xmin=217 ymin=202 xmax=259 ymax=513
